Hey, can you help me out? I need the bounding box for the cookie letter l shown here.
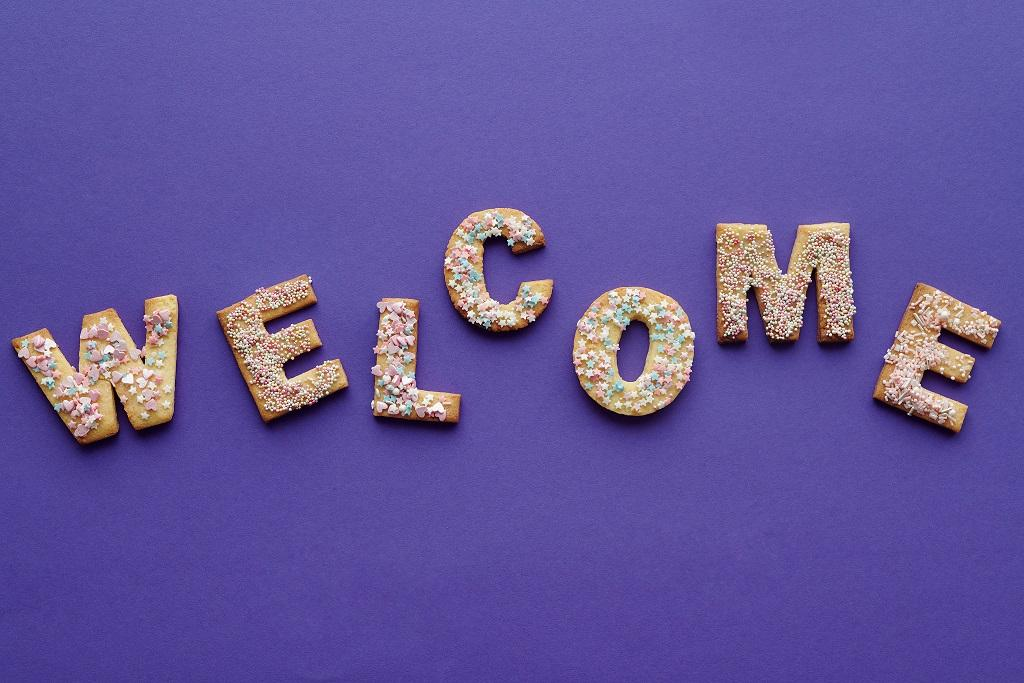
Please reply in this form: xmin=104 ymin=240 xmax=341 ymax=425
xmin=873 ymin=283 xmax=1000 ymax=432
xmin=371 ymin=298 xmax=460 ymax=422
xmin=444 ymin=208 xmax=553 ymax=332
xmin=217 ymin=274 xmax=347 ymax=422
xmin=12 ymin=295 xmax=180 ymax=444
xmin=716 ymin=223 xmax=855 ymax=343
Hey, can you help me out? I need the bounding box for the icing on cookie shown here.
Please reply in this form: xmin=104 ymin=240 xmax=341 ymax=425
xmin=716 ymin=223 xmax=855 ymax=343
xmin=573 ymin=287 xmax=694 ymax=416
xmin=444 ymin=208 xmax=553 ymax=332
xmin=218 ymin=274 xmax=347 ymax=421
xmin=371 ymin=298 xmax=460 ymax=422
xmin=11 ymin=295 xmax=179 ymax=443
xmin=873 ymin=283 xmax=1000 ymax=432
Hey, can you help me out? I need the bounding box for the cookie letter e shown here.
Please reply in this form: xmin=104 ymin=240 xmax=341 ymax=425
xmin=873 ymin=283 xmax=1000 ymax=432
xmin=217 ymin=274 xmax=347 ymax=422
xmin=12 ymin=295 xmax=180 ymax=444
xmin=716 ymin=223 xmax=855 ymax=343
xmin=372 ymin=298 xmax=460 ymax=423
xmin=444 ymin=208 xmax=553 ymax=332
xmin=573 ymin=287 xmax=694 ymax=416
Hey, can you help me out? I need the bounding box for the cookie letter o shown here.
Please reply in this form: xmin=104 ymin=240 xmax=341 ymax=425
xmin=444 ymin=208 xmax=553 ymax=332
xmin=573 ymin=287 xmax=695 ymax=416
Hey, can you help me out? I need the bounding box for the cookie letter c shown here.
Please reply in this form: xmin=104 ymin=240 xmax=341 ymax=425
xmin=573 ymin=287 xmax=694 ymax=416
xmin=444 ymin=208 xmax=553 ymax=332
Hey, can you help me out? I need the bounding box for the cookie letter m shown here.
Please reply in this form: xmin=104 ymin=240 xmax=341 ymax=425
xmin=716 ymin=223 xmax=855 ymax=344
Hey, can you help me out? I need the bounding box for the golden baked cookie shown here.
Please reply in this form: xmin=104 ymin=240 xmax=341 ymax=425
xmin=873 ymin=283 xmax=1000 ymax=432
xmin=573 ymin=287 xmax=694 ymax=416
xmin=716 ymin=222 xmax=855 ymax=343
xmin=217 ymin=274 xmax=347 ymax=422
xmin=444 ymin=208 xmax=553 ymax=332
xmin=371 ymin=298 xmax=460 ymax=423
xmin=12 ymin=295 xmax=179 ymax=444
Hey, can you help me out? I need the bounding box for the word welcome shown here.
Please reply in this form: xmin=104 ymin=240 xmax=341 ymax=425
xmin=12 ymin=209 xmax=1002 ymax=445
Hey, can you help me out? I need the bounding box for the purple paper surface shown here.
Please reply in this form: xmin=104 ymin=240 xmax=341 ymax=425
xmin=2 ymin=2 xmax=1023 ymax=680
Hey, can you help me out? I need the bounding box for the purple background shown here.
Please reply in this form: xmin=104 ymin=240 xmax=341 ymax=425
xmin=2 ymin=2 xmax=1023 ymax=680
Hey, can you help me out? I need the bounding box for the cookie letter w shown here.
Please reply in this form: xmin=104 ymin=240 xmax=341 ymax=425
xmin=12 ymin=295 xmax=180 ymax=444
